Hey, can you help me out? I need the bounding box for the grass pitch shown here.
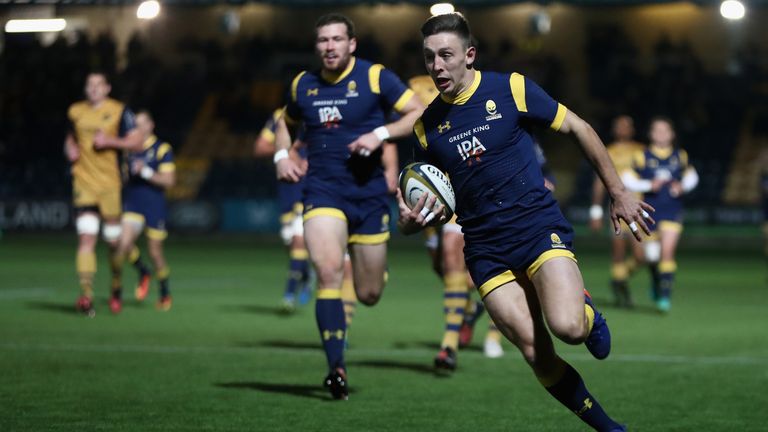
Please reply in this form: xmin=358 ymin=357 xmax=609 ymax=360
xmin=0 ymin=232 xmax=766 ymax=431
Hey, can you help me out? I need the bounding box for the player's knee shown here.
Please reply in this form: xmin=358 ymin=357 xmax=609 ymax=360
xmin=76 ymin=213 xmax=100 ymax=236
xmin=102 ymin=223 xmax=122 ymax=244
xmin=315 ymin=263 xmax=344 ymax=287
xmin=356 ymin=287 xmax=382 ymax=306
xmin=549 ymin=317 xmax=587 ymax=345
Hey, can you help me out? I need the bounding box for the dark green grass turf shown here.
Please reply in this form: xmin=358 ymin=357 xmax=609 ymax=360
xmin=1 ymin=232 xmax=766 ymax=431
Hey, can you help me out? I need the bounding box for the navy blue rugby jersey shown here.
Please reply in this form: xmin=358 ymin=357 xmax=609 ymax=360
xmin=413 ymin=70 xmax=569 ymax=242
xmin=631 ymin=145 xmax=692 ymax=218
xmin=285 ymin=57 xmax=414 ymax=199
xmin=124 ymin=135 xmax=174 ymax=208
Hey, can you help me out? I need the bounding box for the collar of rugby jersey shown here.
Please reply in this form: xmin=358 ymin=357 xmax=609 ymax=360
xmin=321 ymin=56 xmax=356 ymax=85
xmin=440 ymin=69 xmax=481 ymax=105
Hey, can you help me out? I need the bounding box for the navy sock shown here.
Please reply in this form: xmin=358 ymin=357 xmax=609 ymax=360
xmin=159 ymin=277 xmax=170 ymax=298
xmin=543 ymin=361 xmax=622 ymax=431
xmin=284 ymin=258 xmax=307 ymax=297
xmin=659 ymin=272 xmax=674 ymax=299
xmin=659 ymin=261 xmax=676 ymax=300
xmin=316 ymin=291 xmax=346 ymax=371
xmin=649 ymin=263 xmax=661 ymax=299
xmin=129 ymin=247 xmax=150 ymax=276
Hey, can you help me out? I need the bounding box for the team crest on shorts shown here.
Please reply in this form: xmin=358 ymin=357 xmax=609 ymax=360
xmin=550 ymin=233 xmax=565 ymax=249
xmin=381 ymin=214 xmax=390 ymax=232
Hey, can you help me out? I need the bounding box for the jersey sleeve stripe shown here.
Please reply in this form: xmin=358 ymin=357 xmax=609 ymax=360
xmin=157 ymin=143 xmax=172 ymax=160
xmin=290 ymin=71 xmax=307 ymax=103
xmin=259 ymin=127 xmax=276 ymax=143
xmin=393 ymin=89 xmax=415 ymax=112
xmin=509 ymin=72 xmax=527 ymax=113
xmin=158 ymin=162 xmax=176 ymax=173
xmin=549 ymin=103 xmax=567 ymax=131
xmin=368 ymin=64 xmax=384 ymax=94
xmin=414 ymin=119 xmax=428 ymax=150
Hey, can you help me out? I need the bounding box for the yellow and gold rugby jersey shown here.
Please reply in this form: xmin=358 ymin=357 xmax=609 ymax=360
xmin=409 ymin=75 xmax=439 ymax=106
xmin=68 ymin=98 xmax=136 ymax=190
xmin=607 ymin=140 xmax=644 ymax=174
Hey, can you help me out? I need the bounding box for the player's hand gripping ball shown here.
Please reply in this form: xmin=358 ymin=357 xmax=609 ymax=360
xmin=399 ymin=162 xmax=456 ymax=223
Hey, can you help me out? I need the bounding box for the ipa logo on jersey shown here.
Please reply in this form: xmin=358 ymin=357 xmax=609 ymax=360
xmin=318 ymin=106 xmax=343 ymax=126
xmin=456 ymin=136 xmax=487 ymax=162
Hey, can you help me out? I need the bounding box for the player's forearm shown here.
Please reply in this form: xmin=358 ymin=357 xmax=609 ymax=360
xmin=681 ymin=167 xmax=699 ymax=193
xmin=152 ymin=171 xmax=175 ymax=189
xmin=383 ymin=99 xmax=425 ymax=141
xmin=621 ymin=171 xmax=652 ymax=193
xmin=275 ymin=117 xmax=291 ymax=156
xmin=64 ymin=135 xmax=79 ymax=161
xmin=106 ymin=131 xmax=144 ymax=152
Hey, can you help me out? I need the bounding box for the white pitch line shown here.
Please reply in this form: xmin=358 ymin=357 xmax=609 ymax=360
xmin=0 ymin=288 xmax=53 ymax=300
xmin=0 ymin=342 xmax=766 ymax=366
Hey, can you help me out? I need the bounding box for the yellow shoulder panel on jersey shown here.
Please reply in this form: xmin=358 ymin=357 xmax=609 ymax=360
xmin=157 ymin=142 xmax=172 ymax=160
xmin=509 ymin=72 xmax=527 ymax=113
xmin=679 ymin=149 xmax=689 ymax=167
xmin=550 ymin=103 xmax=567 ymax=131
xmin=369 ymin=64 xmax=384 ymax=94
xmin=414 ymin=119 xmax=428 ymax=150
xmin=290 ymin=71 xmax=307 ymax=102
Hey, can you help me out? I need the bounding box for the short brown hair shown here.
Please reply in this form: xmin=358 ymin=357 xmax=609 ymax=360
xmin=420 ymin=13 xmax=472 ymax=49
xmin=315 ymin=13 xmax=356 ymax=39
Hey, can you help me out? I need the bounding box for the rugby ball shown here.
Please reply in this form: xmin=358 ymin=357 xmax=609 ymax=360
xmin=399 ymin=162 xmax=456 ymax=221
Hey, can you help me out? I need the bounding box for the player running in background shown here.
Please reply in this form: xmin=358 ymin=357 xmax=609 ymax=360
xmin=65 ymin=72 xmax=143 ymax=315
xmin=622 ymin=117 xmax=698 ymax=312
xmin=399 ymin=13 xmax=653 ymax=431
xmin=589 ymin=115 xmax=646 ymax=308
xmin=111 ymin=110 xmax=175 ymax=311
xmin=255 ymin=109 xmax=313 ymax=312
xmin=256 ymin=108 xmax=399 ymax=327
xmin=273 ymin=13 xmax=423 ymax=400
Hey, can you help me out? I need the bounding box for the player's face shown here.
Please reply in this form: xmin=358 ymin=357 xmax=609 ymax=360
xmin=135 ymin=113 xmax=154 ymax=136
xmin=423 ymin=32 xmax=475 ymax=97
xmin=612 ymin=116 xmax=634 ymax=141
xmin=649 ymin=120 xmax=675 ymax=147
xmin=85 ymin=74 xmax=110 ymax=104
xmin=315 ymin=23 xmax=356 ymax=73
